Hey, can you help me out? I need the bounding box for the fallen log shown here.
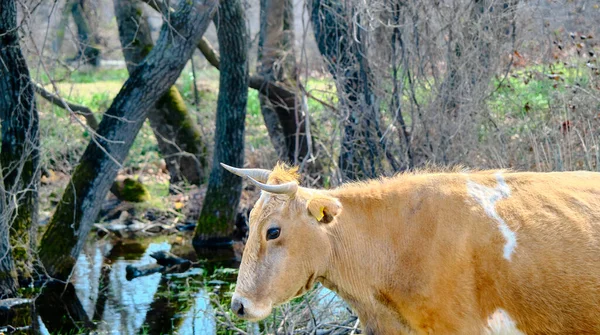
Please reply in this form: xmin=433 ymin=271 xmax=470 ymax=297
xmin=125 ymin=251 xmax=192 ymax=280
xmin=126 ymin=263 xmax=163 ymax=280
xmin=151 ymin=251 xmax=191 ymax=268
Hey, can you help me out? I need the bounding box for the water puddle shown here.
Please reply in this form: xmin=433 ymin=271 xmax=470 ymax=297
xmin=35 ymin=237 xmax=233 ymax=335
xmin=9 ymin=236 xmax=351 ymax=334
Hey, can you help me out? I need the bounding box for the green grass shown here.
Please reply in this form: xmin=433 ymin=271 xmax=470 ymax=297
xmin=489 ymin=61 xmax=593 ymax=119
xmin=141 ymin=179 xmax=173 ymax=212
xmin=33 ymin=67 xmax=129 ymax=84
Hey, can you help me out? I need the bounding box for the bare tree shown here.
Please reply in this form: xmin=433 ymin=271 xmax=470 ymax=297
xmin=432 ymin=0 xmax=518 ymax=163
xmin=115 ymin=0 xmax=209 ymax=186
xmin=38 ymin=0 xmax=218 ymax=281
xmin=0 ymin=0 xmax=40 ymax=292
xmin=258 ymin=0 xmax=310 ymax=165
xmin=68 ymin=0 xmax=101 ymax=65
xmin=311 ymin=0 xmax=387 ymax=181
xmin=53 ymin=0 xmax=101 ymax=65
xmin=193 ymin=0 xmax=249 ymax=249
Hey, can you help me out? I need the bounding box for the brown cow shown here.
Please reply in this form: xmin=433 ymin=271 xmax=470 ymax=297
xmin=224 ymin=163 xmax=600 ymax=334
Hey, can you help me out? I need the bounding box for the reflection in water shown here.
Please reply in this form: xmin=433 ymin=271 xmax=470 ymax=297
xmin=72 ymin=242 xmax=106 ymax=318
xmin=176 ymin=268 xmax=216 ymax=334
xmin=179 ymin=288 xmax=216 ymax=334
xmin=143 ymin=269 xmax=215 ymax=334
xmin=35 ymin=281 xmax=94 ymax=334
xmin=101 ymin=242 xmax=169 ymax=334
xmin=313 ymin=284 xmax=352 ymax=324
xmin=67 ymin=240 xmax=216 ymax=334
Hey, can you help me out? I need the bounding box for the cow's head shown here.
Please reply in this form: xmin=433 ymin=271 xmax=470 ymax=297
xmin=222 ymin=163 xmax=342 ymax=321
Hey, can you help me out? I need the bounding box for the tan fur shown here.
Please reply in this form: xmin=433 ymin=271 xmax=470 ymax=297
xmin=232 ymin=166 xmax=600 ymax=334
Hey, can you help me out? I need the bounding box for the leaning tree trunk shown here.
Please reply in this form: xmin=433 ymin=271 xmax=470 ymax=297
xmin=0 ymin=0 xmax=40 ymax=290
xmin=115 ymin=0 xmax=208 ymax=186
xmin=193 ymin=0 xmax=248 ymax=249
xmin=257 ymin=0 xmax=309 ymax=164
xmin=311 ymin=0 xmax=385 ymax=181
xmin=38 ymin=0 xmax=218 ymax=281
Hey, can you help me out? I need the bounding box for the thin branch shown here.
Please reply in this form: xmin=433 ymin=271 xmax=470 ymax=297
xmin=32 ymin=81 xmax=99 ymax=130
xmin=197 ymin=37 xmax=220 ymax=70
xmin=299 ymin=82 xmax=337 ymax=111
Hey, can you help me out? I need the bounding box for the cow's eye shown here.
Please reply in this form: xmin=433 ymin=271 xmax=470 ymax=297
xmin=266 ymin=227 xmax=280 ymax=240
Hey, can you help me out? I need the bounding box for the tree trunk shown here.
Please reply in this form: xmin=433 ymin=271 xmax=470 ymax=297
xmin=257 ymin=0 xmax=306 ymax=163
xmin=38 ymin=0 xmax=218 ymax=281
xmin=0 ymin=209 xmax=16 ymax=298
xmin=311 ymin=0 xmax=385 ymax=181
xmin=0 ymin=0 xmax=40 ymax=291
xmin=115 ymin=0 xmax=208 ymax=186
xmin=193 ymin=0 xmax=248 ymax=249
xmin=69 ymin=0 xmax=101 ymax=66
xmin=52 ymin=0 xmax=72 ymax=54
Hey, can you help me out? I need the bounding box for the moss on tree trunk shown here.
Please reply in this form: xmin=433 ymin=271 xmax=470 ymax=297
xmin=52 ymin=1 xmax=71 ymax=54
xmin=153 ymin=86 xmax=208 ymax=185
xmin=0 ymin=240 xmax=17 ymax=297
xmin=115 ymin=0 xmax=208 ymax=186
xmin=38 ymin=0 xmax=218 ymax=281
xmin=193 ymin=0 xmax=248 ymax=249
xmin=0 ymin=0 xmax=40 ymax=290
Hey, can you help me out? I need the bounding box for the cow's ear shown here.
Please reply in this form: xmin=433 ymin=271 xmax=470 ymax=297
xmin=307 ymin=195 xmax=342 ymax=224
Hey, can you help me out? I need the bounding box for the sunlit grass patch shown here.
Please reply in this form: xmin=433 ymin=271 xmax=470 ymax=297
xmin=33 ymin=67 xmax=129 ymax=84
xmin=489 ymin=60 xmax=594 ymax=119
xmin=50 ymin=81 xmax=122 ymax=100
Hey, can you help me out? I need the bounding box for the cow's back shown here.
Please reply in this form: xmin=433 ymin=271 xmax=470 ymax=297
xmin=470 ymin=171 xmax=600 ymax=334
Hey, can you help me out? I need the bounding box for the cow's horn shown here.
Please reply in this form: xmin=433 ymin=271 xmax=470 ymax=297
xmin=246 ymin=176 xmax=298 ymax=195
xmin=220 ymin=163 xmax=271 ymax=183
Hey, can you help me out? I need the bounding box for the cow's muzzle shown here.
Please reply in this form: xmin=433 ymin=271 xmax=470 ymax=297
xmin=230 ymin=293 xmax=272 ymax=321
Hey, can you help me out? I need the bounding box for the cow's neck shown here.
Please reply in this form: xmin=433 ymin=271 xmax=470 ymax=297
xmin=319 ymin=193 xmax=415 ymax=334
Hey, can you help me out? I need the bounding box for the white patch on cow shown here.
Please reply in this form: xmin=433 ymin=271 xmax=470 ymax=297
xmin=486 ymin=309 xmax=524 ymax=335
xmin=467 ymin=172 xmax=517 ymax=260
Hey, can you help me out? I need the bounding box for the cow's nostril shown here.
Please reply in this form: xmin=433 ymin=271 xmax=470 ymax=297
xmin=231 ymin=298 xmax=245 ymax=317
